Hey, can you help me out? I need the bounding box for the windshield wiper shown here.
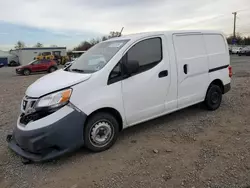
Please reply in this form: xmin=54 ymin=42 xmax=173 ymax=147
xmin=70 ymin=69 xmax=85 ymax=73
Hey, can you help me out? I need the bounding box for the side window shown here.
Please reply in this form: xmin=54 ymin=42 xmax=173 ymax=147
xmin=32 ymin=60 xmax=41 ymax=65
xmin=42 ymin=52 xmax=51 ymax=56
xmin=173 ymin=34 xmax=206 ymax=58
xmin=108 ymin=62 xmax=122 ymax=85
xmin=40 ymin=60 xmax=50 ymax=64
xmin=126 ymin=37 xmax=162 ymax=74
xmin=53 ymin=51 xmax=61 ymax=56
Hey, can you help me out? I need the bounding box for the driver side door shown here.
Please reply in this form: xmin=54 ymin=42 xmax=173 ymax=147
xmin=121 ymin=36 xmax=171 ymax=126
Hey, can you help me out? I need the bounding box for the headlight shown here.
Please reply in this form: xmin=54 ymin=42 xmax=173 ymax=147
xmin=35 ymin=89 xmax=72 ymax=109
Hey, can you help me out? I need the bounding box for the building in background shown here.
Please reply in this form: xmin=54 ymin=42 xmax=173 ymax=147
xmin=10 ymin=47 xmax=67 ymax=65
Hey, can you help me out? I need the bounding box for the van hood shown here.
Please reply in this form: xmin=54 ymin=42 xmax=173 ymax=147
xmin=26 ymin=69 xmax=91 ymax=97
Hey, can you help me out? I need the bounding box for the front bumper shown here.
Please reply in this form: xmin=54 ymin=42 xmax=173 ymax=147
xmin=224 ymin=83 xmax=231 ymax=94
xmin=7 ymin=105 xmax=87 ymax=162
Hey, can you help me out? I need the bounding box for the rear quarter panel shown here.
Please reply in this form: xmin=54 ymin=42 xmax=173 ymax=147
xmin=204 ymin=33 xmax=231 ymax=86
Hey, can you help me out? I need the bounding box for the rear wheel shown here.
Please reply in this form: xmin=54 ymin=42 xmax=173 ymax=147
xmin=204 ymin=84 xmax=222 ymax=111
xmin=49 ymin=66 xmax=56 ymax=73
xmin=23 ymin=69 xmax=31 ymax=76
xmin=84 ymin=112 xmax=119 ymax=152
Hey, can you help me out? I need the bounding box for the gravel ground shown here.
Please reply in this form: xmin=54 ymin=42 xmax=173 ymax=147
xmin=0 ymin=56 xmax=250 ymax=188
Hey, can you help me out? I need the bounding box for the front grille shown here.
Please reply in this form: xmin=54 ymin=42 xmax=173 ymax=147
xmin=20 ymin=111 xmax=53 ymax=125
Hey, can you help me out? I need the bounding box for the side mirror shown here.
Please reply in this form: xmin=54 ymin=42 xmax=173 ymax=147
xmin=123 ymin=60 xmax=139 ymax=75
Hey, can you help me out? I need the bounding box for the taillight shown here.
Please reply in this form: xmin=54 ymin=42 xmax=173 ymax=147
xmin=228 ymin=66 xmax=233 ymax=78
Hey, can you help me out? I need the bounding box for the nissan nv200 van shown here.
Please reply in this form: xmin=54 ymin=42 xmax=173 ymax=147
xmin=7 ymin=30 xmax=232 ymax=162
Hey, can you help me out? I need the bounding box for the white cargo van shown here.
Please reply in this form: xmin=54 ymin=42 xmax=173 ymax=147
xmin=7 ymin=30 xmax=232 ymax=162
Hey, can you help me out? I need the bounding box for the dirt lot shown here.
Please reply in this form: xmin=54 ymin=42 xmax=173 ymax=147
xmin=0 ymin=56 xmax=250 ymax=188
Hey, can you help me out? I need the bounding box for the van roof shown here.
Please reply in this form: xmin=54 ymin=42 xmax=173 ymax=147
xmin=108 ymin=30 xmax=224 ymax=41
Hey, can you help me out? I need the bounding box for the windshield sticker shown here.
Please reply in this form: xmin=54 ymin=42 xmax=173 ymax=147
xmin=109 ymin=42 xmax=124 ymax=48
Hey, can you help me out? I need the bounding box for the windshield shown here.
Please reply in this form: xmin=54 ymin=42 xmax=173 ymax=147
xmin=68 ymin=39 xmax=129 ymax=73
xmin=29 ymin=60 xmax=37 ymax=65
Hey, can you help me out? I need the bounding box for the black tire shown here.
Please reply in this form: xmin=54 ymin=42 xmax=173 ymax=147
xmin=84 ymin=112 xmax=119 ymax=152
xmin=48 ymin=66 xmax=56 ymax=73
xmin=9 ymin=61 xmax=15 ymax=67
xmin=204 ymin=84 xmax=222 ymax=111
xmin=23 ymin=69 xmax=31 ymax=76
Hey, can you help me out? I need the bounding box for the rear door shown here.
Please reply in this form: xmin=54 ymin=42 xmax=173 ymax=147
xmin=173 ymin=33 xmax=209 ymax=108
xmin=39 ymin=60 xmax=50 ymax=71
xmin=121 ymin=36 xmax=171 ymax=125
xmin=30 ymin=60 xmax=41 ymax=72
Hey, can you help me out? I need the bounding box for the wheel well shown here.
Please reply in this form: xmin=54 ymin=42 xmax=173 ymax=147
xmin=209 ymin=79 xmax=224 ymax=93
xmin=23 ymin=68 xmax=31 ymax=72
xmin=10 ymin=60 xmax=16 ymax=64
xmin=87 ymin=108 xmax=123 ymax=132
xmin=9 ymin=61 xmax=17 ymax=66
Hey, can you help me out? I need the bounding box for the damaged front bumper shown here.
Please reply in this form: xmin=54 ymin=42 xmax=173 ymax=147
xmin=7 ymin=105 xmax=87 ymax=163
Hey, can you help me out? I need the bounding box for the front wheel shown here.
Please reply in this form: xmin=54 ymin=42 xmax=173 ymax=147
xmin=204 ymin=84 xmax=222 ymax=111
xmin=84 ymin=112 xmax=119 ymax=152
xmin=23 ymin=69 xmax=31 ymax=76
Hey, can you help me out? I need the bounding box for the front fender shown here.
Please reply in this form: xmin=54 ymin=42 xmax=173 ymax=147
xmin=70 ymin=82 xmax=126 ymax=125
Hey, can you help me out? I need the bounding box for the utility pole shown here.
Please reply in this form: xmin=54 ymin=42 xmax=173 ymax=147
xmin=232 ymin=12 xmax=237 ymax=43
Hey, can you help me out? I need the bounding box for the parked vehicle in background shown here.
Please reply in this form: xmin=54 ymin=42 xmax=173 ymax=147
xmin=35 ymin=50 xmax=68 ymax=65
xmin=10 ymin=47 xmax=66 ymax=66
xmin=64 ymin=51 xmax=86 ymax=67
xmin=69 ymin=51 xmax=86 ymax=61
xmin=16 ymin=59 xmax=57 ymax=75
xmin=64 ymin=59 xmax=77 ymax=68
xmin=8 ymin=30 xmax=231 ymax=163
xmin=8 ymin=54 xmax=20 ymax=66
xmin=238 ymin=46 xmax=250 ymax=56
xmin=231 ymin=47 xmax=242 ymax=54
xmin=0 ymin=50 xmax=19 ymax=66
xmin=229 ymin=47 xmax=232 ymax=55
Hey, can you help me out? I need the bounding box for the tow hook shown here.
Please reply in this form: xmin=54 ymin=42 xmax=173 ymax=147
xmin=6 ymin=134 xmax=12 ymax=142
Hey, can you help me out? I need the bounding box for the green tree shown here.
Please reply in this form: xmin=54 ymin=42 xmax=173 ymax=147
xmin=89 ymin=38 xmax=100 ymax=45
xmin=34 ymin=42 xmax=43 ymax=47
xmin=14 ymin=41 xmax=25 ymax=49
xmin=73 ymin=41 xmax=92 ymax=51
xmin=108 ymin=31 xmax=121 ymax=38
xmin=73 ymin=31 xmax=122 ymax=51
xmin=101 ymin=36 xmax=108 ymax=41
xmin=226 ymin=33 xmax=250 ymax=45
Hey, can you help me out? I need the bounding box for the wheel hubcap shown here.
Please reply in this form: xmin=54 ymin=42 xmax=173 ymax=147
xmin=211 ymin=92 xmax=219 ymax=104
xmin=90 ymin=121 xmax=112 ymax=146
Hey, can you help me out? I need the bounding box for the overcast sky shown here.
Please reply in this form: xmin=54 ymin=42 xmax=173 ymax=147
xmin=0 ymin=0 xmax=250 ymax=50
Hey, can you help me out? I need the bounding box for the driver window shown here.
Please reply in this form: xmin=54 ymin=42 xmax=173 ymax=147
xmin=32 ymin=60 xmax=41 ymax=65
xmin=126 ymin=37 xmax=162 ymax=74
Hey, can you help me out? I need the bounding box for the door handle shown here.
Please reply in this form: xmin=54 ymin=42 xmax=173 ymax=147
xmin=183 ymin=64 xmax=188 ymax=74
xmin=158 ymin=70 xmax=168 ymax=78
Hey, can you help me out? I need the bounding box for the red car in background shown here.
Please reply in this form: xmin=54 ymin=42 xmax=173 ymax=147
xmin=16 ymin=59 xmax=58 ymax=75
